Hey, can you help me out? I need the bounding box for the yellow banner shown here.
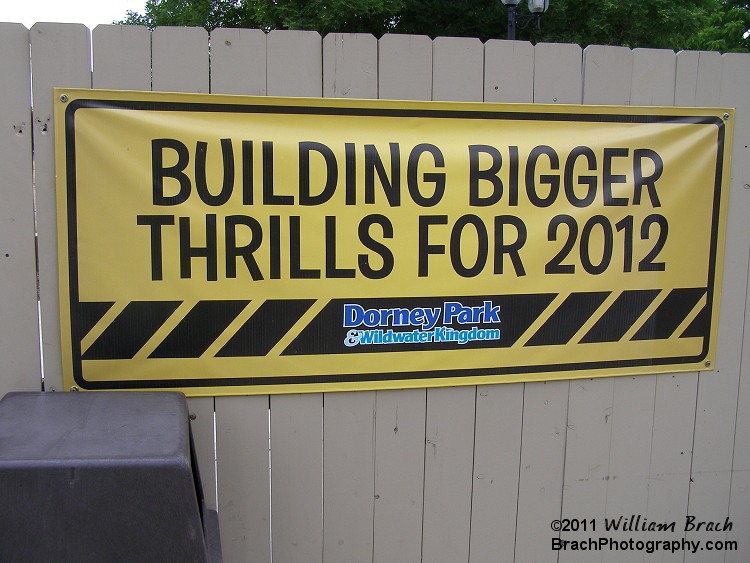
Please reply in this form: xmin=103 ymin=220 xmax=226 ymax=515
xmin=54 ymin=88 xmax=733 ymax=396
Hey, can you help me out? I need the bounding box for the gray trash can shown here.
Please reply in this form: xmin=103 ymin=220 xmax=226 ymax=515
xmin=0 ymin=391 xmax=221 ymax=562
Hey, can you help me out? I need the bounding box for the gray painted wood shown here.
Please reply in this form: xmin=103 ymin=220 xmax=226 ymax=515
xmin=323 ymin=392 xmax=376 ymax=563
xmin=533 ymin=42 xmax=582 ymax=104
xmin=515 ymin=40 xmax=582 ymax=563
xmin=432 ymin=37 xmax=484 ymax=102
xmin=30 ymin=23 xmax=91 ymax=393
xmin=515 ymin=381 xmax=569 ymax=563
xmin=215 ymin=396 xmax=272 ymax=563
xmin=422 ymin=386 xmax=476 ymax=563
xmin=208 ymin=30 xmax=272 ymax=561
xmin=267 ymin=30 xmax=322 ymax=97
xmin=266 ymin=29 xmax=324 ymax=563
xmin=484 ymin=40 xmax=534 ymax=103
xmin=468 ymin=39 xmax=533 ymax=563
xmin=149 ymin=24 xmax=216 ymax=511
xmin=270 ymin=394 xmax=324 ymax=563
xmin=469 ymin=383 xmax=523 ymax=562
xmin=320 ymin=36 xmax=377 ymax=563
xmin=685 ymin=50 xmax=747 ymax=563
xmin=210 ymin=28 xmax=267 ymax=96
xmin=323 ymin=33 xmax=377 ymax=99
xmin=152 ymin=26 xmax=209 ymax=93
xmin=0 ymin=24 xmax=41 ymax=396
xmin=378 ymin=34 xmax=432 ymax=101
xmin=728 ymin=55 xmax=750 ymax=561
xmin=92 ymin=25 xmax=151 ymax=90
xmin=373 ymin=389 xmax=426 ymax=563
xmin=693 ymin=51 xmax=750 ymax=563
xmin=371 ymin=33 xmax=430 ymax=563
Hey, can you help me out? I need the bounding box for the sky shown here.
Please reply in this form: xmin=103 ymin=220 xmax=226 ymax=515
xmin=2 ymin=0 xmax=147 ymax=30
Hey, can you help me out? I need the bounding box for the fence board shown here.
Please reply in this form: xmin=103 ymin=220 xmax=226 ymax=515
xmin=723 ymin=52 xmax=750 ymax=562
xmin=422 ymin=386 xmax=476 ymax=563
xmin=432 ymin=37 xmax=483 ymax=102
xmin=421 ymin=38 xmax=482 ymax=563
xmin=210 ymin=28 xmax=267 ymax=96
xmin=600 ymin=47 xmax=663 ymax=563
xmin=30 ymin=23 xmax=91 ymax=393
xmin=215 ymin=396 xmax=271 ymax=563
xmin=638 ymin=49 xmax=698 ymax=563
xmin=484 ymin=40 xmax=534 ymax=103
xmin=373 ymin=389 xmax=426 ymax=563
xmin=686 ymin=49 xmax=748 ymax=562
xmin=533 ymin=42 xmax=582 ymax=104
xmin=319 ymin=36 xmax=377 ymax=563
xmin=0 ymin=23 xmax=41 ymax=397
xmin=371 ymin=33 xmax=431 ymax=563
xmin=207 ymin=27 xmax=272 ymax=562
xmin=323 ymin=33 xmax=377 ymax=99
xmin=467 ymin=39 xmax=533 ymax=563
xmin=558 ymin=46 xmax=636 ymax=562
xmin=468 ymin=383 xmax=523 ymax=562
xmin=152 ymin=26 xmax=208 ymax=93
xmin=267 ymin=30 xmax=322 ymax=97
xmin=271 ymin=394 xmax=323 ymax=563
xmin=266 ymin=29 xmax=324 ymax=563
xmin=378 ymin=34 xmax=432 ymax=101
xmin=323 ymin=392 xmax=376 ymax=563
xmin=150 ymin=25 xmax=217 ymax=512
xmin=92 ymin=25 xmax=151 ymax=90
xmin=515 ymin=381 xmax=569 ymax=562
xmin=513 ymin=42 xmax=582 ymax=563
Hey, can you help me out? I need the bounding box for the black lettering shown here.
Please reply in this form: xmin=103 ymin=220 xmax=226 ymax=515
xmin=152 ymin=139 xmax=191 ymax=205
xmin=633 ymin=148 xmax=663 ymax=206
xmin=242 ymin=140 xmax=253 ymax=205
xmin=603 ymin=148 xmax=629 ymax=206
xmin=494 ymin=215 xmax=527 ymax=276
xmin=564 ymin=146 xmax=597 ymax=207
xmin=345 ymin=142 xmax=356 ymax=205
xmin=526 ymin=145 xmax=560 ymax=207
xmin=365 ymin=143 xmax=400 ymax=206
xmin=418 ymin=215 xmax=448 ymax=277
xmin=450 ymin=215 xmax=488 ymax=278
xmin=179 ymin=214 xmax=218 ymax=281
xmin=195 ymin=139 xmax=234 ymax=206
xmin=136 ymin=214 xmax=175 ymax=280
xmin=407 ymin=143 xmax=445 ymax=207
xmin=225 ymin=215 xmax=263 ymax=280
xmin=269 ymin=215 xmax=281 ymax=279
xmin=300 ymin=141 xmax=338 ymax=206
xmin=263 ymin=141 xmax=293 ymax=205
xmin=326 ymin=216 xmax=356 ymax=278
xmin=289 ymin=216 xmax=320 ymax=279
xmin=358 ymin=214 xmax=394 ymax=279
xmin=468 ymin=145 xmax=503 ymax=206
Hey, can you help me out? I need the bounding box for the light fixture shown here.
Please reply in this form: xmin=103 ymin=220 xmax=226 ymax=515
xmin=500 ymin=0 xmax=550 ymax=40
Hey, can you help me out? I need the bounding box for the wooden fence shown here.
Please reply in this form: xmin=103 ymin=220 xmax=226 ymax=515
xmin=1 ymin=22 xmax=750 ymax=562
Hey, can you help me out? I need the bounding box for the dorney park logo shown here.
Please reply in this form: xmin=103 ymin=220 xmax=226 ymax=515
xmin=343 ymin=301 xmax=501 ymax=347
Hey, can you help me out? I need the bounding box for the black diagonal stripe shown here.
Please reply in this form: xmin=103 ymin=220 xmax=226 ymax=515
xmin=526 ymin=292 xmax=610 ymax=347
xmin=632 ymin=288 xmax=707 ymax=341
xmin=681 ymin=305 xmax=710 ymax=339
xmin=217 ymin=300 xmax=315 ymax=357
xmin=149 ymin=300 xmax=250 ymax=358
xmin=580 ymin=290 xmax=661 ymax=344
xmin=77 ymin=301 xmax=115 ymax=341
xmin=282 ymin=294 xmax=556 ymax=355
xmin=82 ymin=301 xmax=181 ymax=360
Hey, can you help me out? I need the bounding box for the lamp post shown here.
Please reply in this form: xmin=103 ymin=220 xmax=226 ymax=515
xmin=501 ymin=0 xmax=550 ymax=41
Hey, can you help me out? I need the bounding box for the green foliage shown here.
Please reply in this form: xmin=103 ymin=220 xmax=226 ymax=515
xmin=117 ymin=0 xmax=750 ymax=53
